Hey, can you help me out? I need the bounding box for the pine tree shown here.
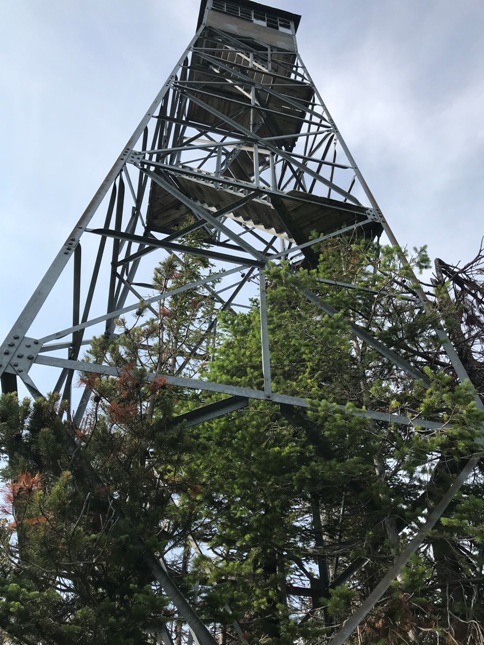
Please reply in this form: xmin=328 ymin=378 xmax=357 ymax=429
xmin=1 ymin=241 xmax=484 ymax=643
xmin=180 ymin=240 xmax=484 ymax=643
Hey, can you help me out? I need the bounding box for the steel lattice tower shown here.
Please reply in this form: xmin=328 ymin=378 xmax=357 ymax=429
xmin=1 ymin=2 xmax=481 ymax=643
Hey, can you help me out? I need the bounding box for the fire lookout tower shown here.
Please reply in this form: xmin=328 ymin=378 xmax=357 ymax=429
xmin=0 ymin=1 xmax=480 ymax=644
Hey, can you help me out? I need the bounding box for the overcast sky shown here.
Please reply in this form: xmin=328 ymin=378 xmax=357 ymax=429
xmin=1 ymin=0 xmax=484 ymax=346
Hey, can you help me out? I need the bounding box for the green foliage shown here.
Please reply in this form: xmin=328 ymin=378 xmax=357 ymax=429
xmin=0 ymin=391 xmax=174 ymax=643
xmin=185 ymin=240 xmax=484 ymax=642
xmin=324 ymin=585 xmax=358 ymax=622
xmin=1 ymin=239 xmax=484 ymax=643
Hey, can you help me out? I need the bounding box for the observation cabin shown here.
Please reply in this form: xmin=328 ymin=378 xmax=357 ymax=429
xmin=146 ymin=0 xmax=380 ymax=249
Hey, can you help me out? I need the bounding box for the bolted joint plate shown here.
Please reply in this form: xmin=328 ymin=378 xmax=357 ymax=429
xmin=127 ymin=150 xmax=145 ymax=165
xmin=1 ymin=337 xmax=41 ymax=375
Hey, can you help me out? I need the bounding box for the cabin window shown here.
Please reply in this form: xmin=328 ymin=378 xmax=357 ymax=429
xmin=267 ymin=15 xmax=278 ymax=30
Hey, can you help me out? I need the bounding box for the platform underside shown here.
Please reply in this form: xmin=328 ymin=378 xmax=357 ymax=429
xmin=147 ymin=174 xmax=382 ymax=241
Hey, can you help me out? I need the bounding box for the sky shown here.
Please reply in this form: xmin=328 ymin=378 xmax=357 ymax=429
xmin=1 ymin=0 xmax=484 ymax=347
